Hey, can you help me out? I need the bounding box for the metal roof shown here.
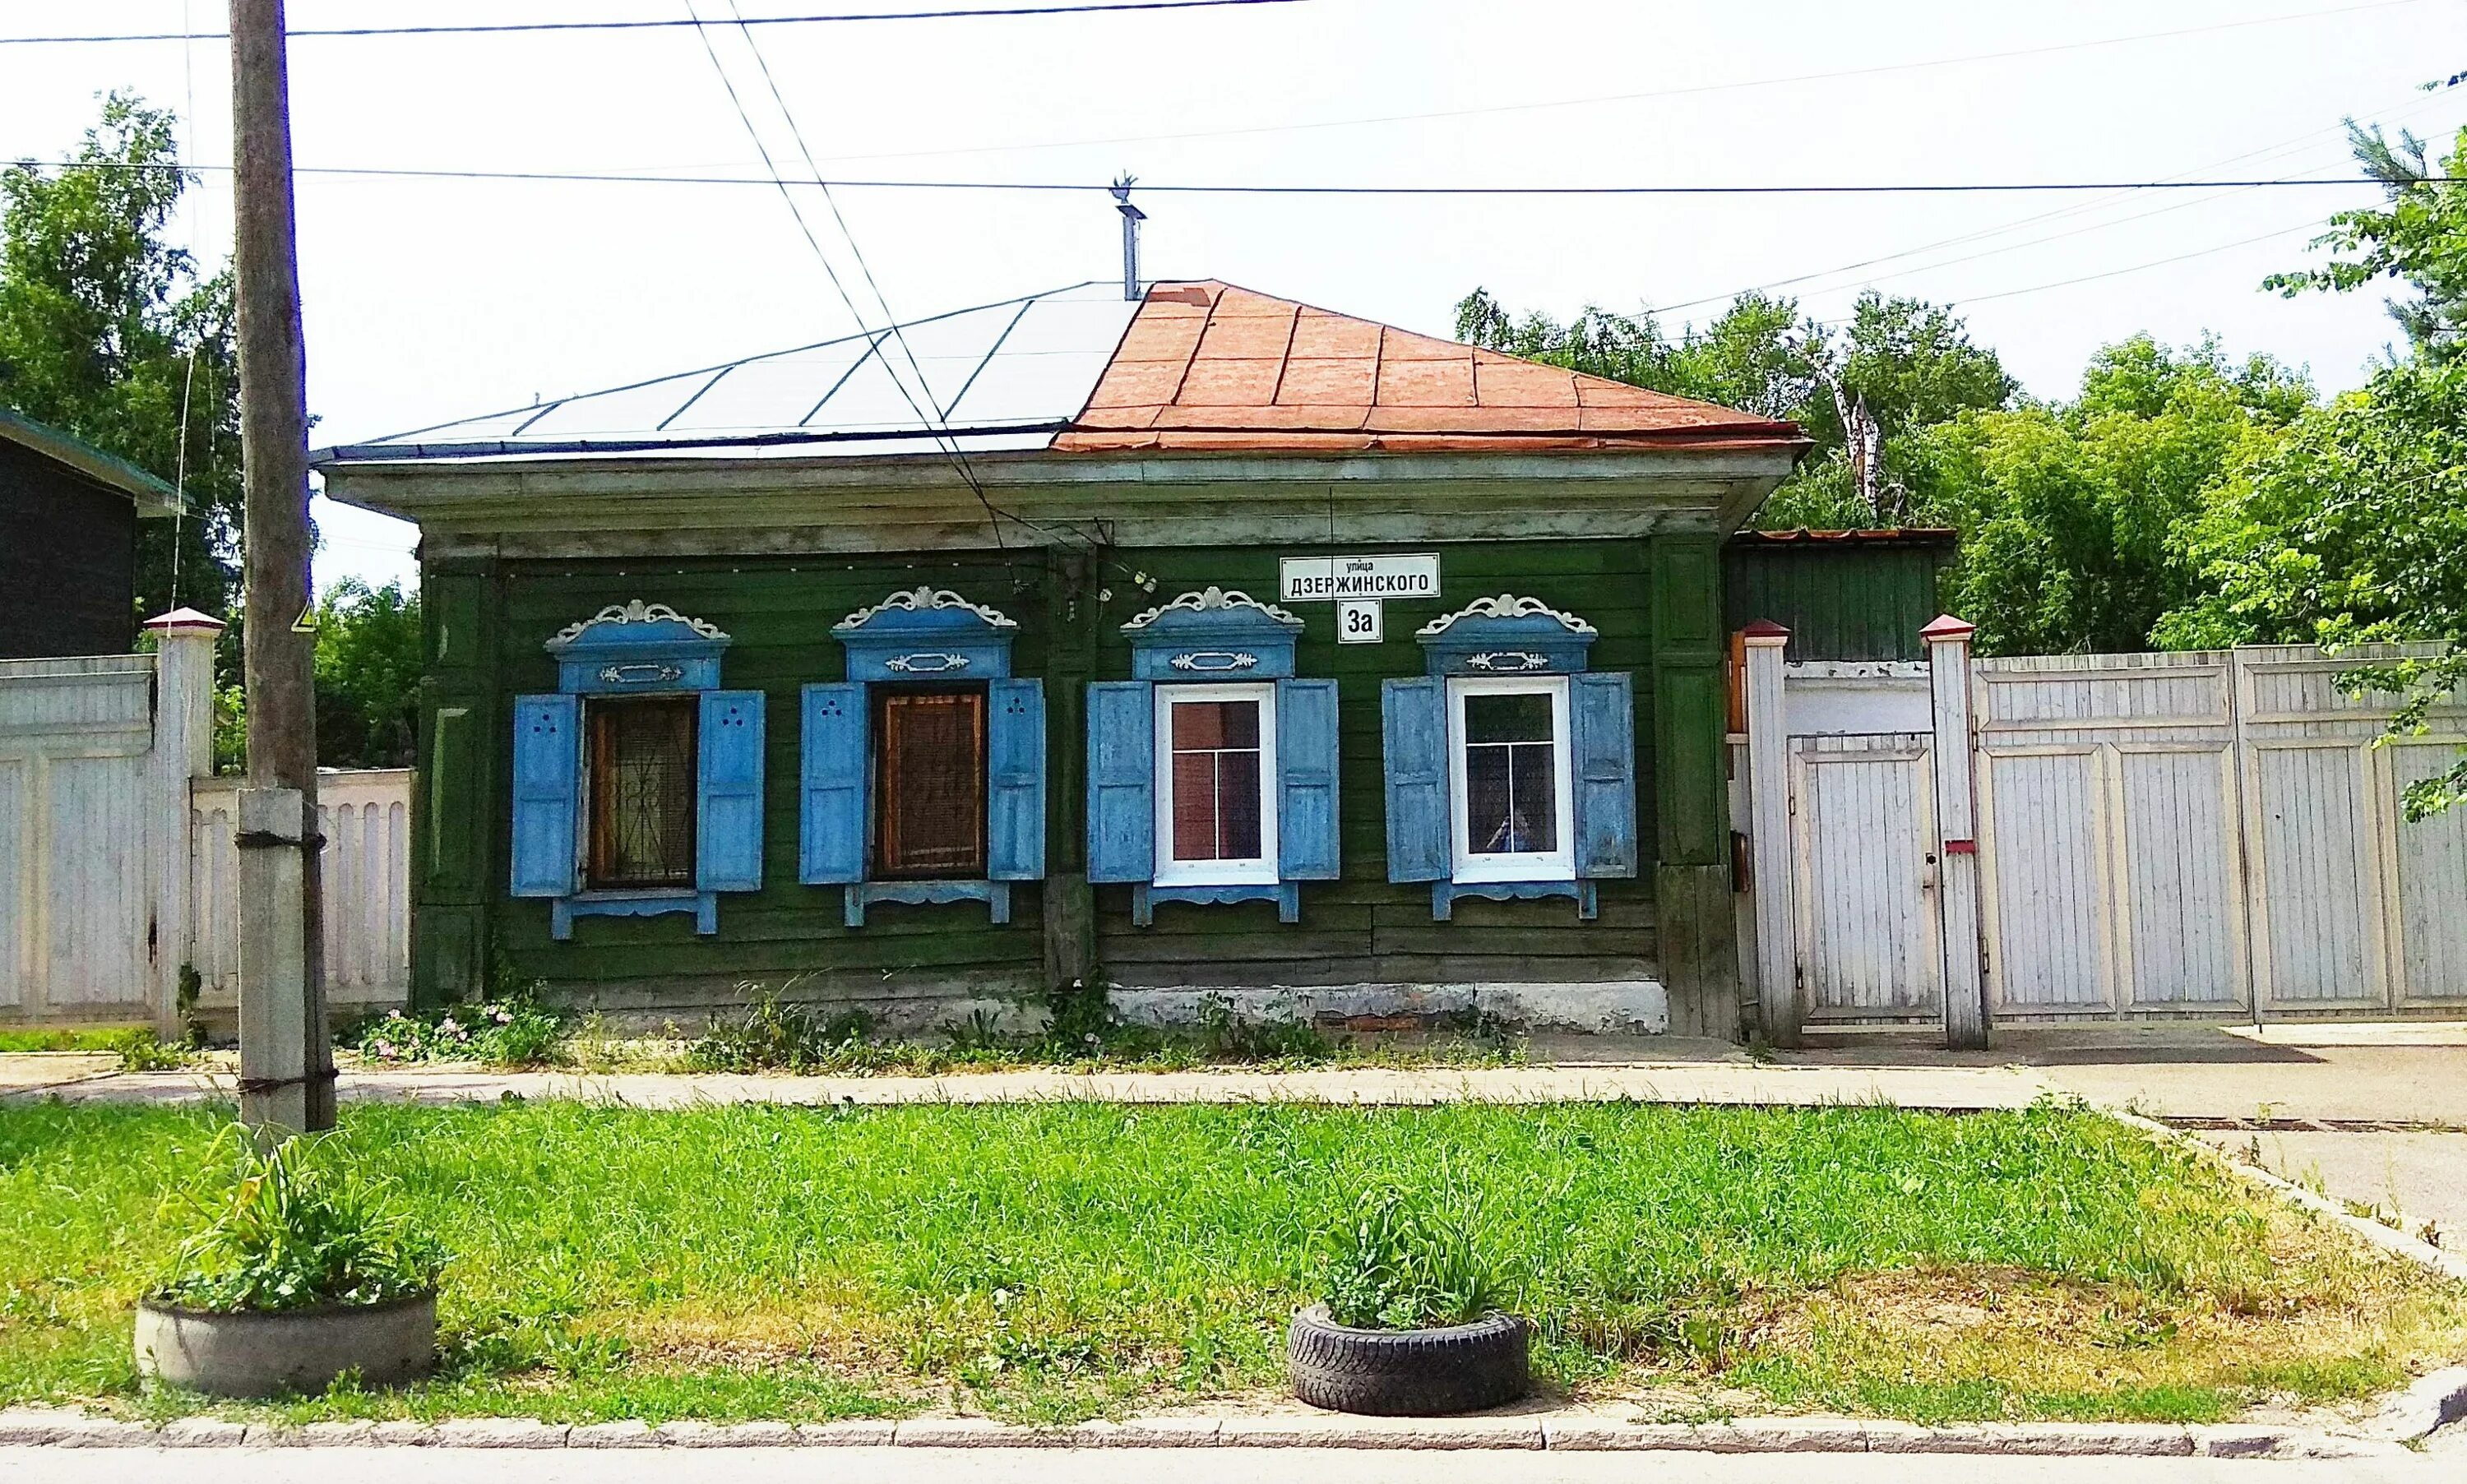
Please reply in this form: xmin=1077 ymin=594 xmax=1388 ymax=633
xmin=1057 ymin=282 xmax=1807 ymax=455
xmin=312 ymin=279 xmax=1808 ymax=468
xmin=0 ymin=407 xmax=186 ymax=513
xmin=313 ymin=280 xmax=1140 ymax=465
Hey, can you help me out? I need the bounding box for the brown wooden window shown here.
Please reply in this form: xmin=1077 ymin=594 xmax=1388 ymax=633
xmin=586 ymin=696 xmax=697 ymax=890
xmin=870 ymin=686 xmax=988 ymax=879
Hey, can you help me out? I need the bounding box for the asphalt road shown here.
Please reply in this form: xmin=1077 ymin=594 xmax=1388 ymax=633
xmin=2 ymin=1449 xmax=2454 ymax=1484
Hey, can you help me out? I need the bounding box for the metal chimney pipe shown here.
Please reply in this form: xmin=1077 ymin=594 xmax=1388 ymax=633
xmin=1111 ymin=174 xmax=1146 ymax=301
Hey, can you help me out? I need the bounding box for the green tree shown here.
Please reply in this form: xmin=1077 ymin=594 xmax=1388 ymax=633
xmin=0 ymin=94 xmax=241 ymax=623
xmin=2265 ymin=124 xmax=2467 ymax=363
xmin=2157 ymin=358 xmax=2467 ymax=818
xmin=1913 ymin=335 xmax=2310 ymax=655
xmin=312 ymin=579 xmax=422 ymax=769
xmin=1455 ymin=286 xmax=2013 ymax=528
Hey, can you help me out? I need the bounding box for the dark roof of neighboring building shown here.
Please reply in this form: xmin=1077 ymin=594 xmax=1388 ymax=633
xmin=0 ymin=407 xmax=185 ymax=515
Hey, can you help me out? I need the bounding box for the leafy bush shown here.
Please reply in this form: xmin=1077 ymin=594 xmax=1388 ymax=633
xmin=353 ymin=1000 xmax=562 ymax=1068
xmin=1320 ymin=1186 xmax=1508 ymax=1330
xmin=153 ymin=1132 xmax=443 ymax=1312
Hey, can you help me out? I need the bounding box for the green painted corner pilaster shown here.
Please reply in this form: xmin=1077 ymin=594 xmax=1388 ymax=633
xmin=410 ymin=557 xmax=501 ymax=1006
xmin=1649 ymin=533 xmax=1739 ymax=1039
xmin=1039 ymin=549 xmax=1099 ymax=991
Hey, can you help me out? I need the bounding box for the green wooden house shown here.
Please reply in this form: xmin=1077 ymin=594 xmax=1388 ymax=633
xmin=317 ymin=280 xmax=1809 ymax=1040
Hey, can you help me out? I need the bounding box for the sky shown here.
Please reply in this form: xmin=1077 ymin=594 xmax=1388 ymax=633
xmin=5 ymin=0 xmax=2465 ymax=592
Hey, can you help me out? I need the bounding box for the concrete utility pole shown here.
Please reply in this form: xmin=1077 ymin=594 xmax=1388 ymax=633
xmin=229 ymin=0 xmax=332 ymax=1132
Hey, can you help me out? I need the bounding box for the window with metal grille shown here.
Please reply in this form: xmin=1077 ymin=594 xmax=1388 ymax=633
xmin=870 ymin=686 xmax=988 ymax=879
xmin=586 ymin=696 xmax=697 ymax=889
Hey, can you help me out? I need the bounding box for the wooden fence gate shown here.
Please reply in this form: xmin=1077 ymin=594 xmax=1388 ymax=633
xmin=1743 ymin=633 xmax=2467 ymax=1040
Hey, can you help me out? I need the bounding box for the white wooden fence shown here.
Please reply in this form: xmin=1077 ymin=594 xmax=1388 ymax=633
xmin=0 ymin=616 xmax=411 ymax=1031
xmin=192 ymin=770 xmax=413 ymax=1015
xmin=1739 ymin=629 xmax=2467 ymax=1042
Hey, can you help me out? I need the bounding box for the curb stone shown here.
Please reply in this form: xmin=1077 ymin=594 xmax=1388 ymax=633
xmin=155 ymin=1418 xmax=249 ymax=1448
xmin=2116 ymin=1112 xmax=2467 ymax=1282
xmin=430 ymin=1418 xmax=568 ymax=1449
xmin=569 ymin=1421 xmax=659 ymax=1449
xmin=1216 ymin=1414 xmax=1544 ymax=1449
xmin=2373 ymin=1365 xmax=2467 ymax=1442
xmin=793 ymin=1420 xmax=898 ymax=1446
xmin=0 ymin=1408 xmax=2418 ymax=1457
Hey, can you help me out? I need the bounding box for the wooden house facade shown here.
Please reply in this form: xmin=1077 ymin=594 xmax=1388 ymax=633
xmin=318 ymin=281 xmax=1808 ymax=1040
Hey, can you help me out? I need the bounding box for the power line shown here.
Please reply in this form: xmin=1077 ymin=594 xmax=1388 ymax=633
xmin=0 ymin=0 xmax=1302 ymax=45
xmin=19 ymin=160 xmax=2460 ymax=195
xmin=678 ymin=0 xmax=1037 ymax=550
xmin=1810 ymin=215 xmax=2334 ymax=325
xmin=753 ymin=0 xmax=2443 ymax=168
xmin=1641 ymin=82 xmax=2455 ymax=320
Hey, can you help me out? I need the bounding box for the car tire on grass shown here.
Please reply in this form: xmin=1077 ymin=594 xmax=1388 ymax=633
xmin=1287 ymin=1304 xmax=1530 ymax=1416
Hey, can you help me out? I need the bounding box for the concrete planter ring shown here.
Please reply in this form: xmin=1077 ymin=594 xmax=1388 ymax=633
xmin=1288 ymin=1305 xmax=1530 ymax=1416
xmin=135 ymin=1292 xmax=437 ymax=1398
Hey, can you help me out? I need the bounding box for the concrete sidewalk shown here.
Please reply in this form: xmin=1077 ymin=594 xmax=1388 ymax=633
xmin=2 ymin=1445 xmax=2451 ymax=1483
xmin=10 ymin=1059 xmax=2059 ymax=1112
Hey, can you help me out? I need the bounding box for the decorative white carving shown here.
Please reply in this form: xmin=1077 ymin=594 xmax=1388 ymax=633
xmin=1122 ymin=585 xmax=1303 ymax=631
xmin=1416 ymin=593 xmax=1597 ymax=639
xmin=1168 ymin=651 xmax=1260 ymax=673
xmin=836 ymin=586 xmax=1017 ymax=631
xmin=1466 ymin=652 xmax=1550 ymax=673
xmin=550 ymin=599 xmax=728 ymax=646
xmin=598 ymin=662 xmax=687 ymax=685
xmin=885 ymin=652 xmax=971 ymax=674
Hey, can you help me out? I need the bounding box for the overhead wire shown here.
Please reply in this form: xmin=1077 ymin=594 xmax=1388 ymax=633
xmin=14 ymin=160 xmax=2460 ymax=194
xmin=0 ymin=0 xmax=1303 ymax=45
xmin=741 ymin=0 xmax=2444 ymax=167
xmin=712 ymin=0 xmax=1017 ymax=543
xmin=676 ymin=0 xmax=1060 ymax=551
xmin=1641 ymin=82 xmax=2457 ymax=320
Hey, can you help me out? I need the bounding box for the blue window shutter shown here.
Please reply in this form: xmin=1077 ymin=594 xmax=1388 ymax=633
xmin=988 ymin=677 xmax=1046 ymax=881
xmin=1085 ymin=681 xmax=1155 ymax=883
xmin=1571 ymin=670 xmax=1639 ymax=880
xmin=1276 ymin=677 xmax=1340 ymax=881
xmin=798 ymin=682 xmax=866 ymax=885
xmin=697 ymin=690 xmax=766 ymax=892
xmin=1381 ymin=677 xmax=1448 ymax=883
xmin=510 ymin=693 xmax=581 ymax=897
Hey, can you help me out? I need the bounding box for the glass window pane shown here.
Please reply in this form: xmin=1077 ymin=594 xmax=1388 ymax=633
xmin=1509 ymin=742 xmax=1557 ymax=853
xmin=1172 ymin=699 xmax=1259 ymax=751
xmin=1170 ymin=753 xmax=1219 ymax=860
xmin=1465 ymin=691 xmax=1554 ymax=745
xmin=1465 ymin=745 xmax=1515 ymax=854
xmin=1216 ymin=751 xmax=1263 ymax=859
xmin=1465 ymin=739 xmax=1558 ymax=856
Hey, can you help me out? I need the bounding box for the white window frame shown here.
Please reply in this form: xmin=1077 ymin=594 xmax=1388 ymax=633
xmin=1153 ymin=682 xmax=1280 ymax=888
xmin=1446 ymin=674 xmax=1575 ymax=884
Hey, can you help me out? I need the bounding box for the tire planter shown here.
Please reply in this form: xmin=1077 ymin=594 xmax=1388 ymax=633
xmin=1288 ymin=1305 xmax=1530 ymax=1416
xmin=135 ymin=1292 xmax=437 ymax=1398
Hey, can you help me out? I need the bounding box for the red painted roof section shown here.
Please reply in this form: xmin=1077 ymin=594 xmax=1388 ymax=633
xmin=1054 ymin=281 xmax=1806 ymax=455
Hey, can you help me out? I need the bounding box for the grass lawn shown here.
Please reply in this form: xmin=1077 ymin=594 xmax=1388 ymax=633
xmin=1 ymin=1098 xmax=2460 ymax=1427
